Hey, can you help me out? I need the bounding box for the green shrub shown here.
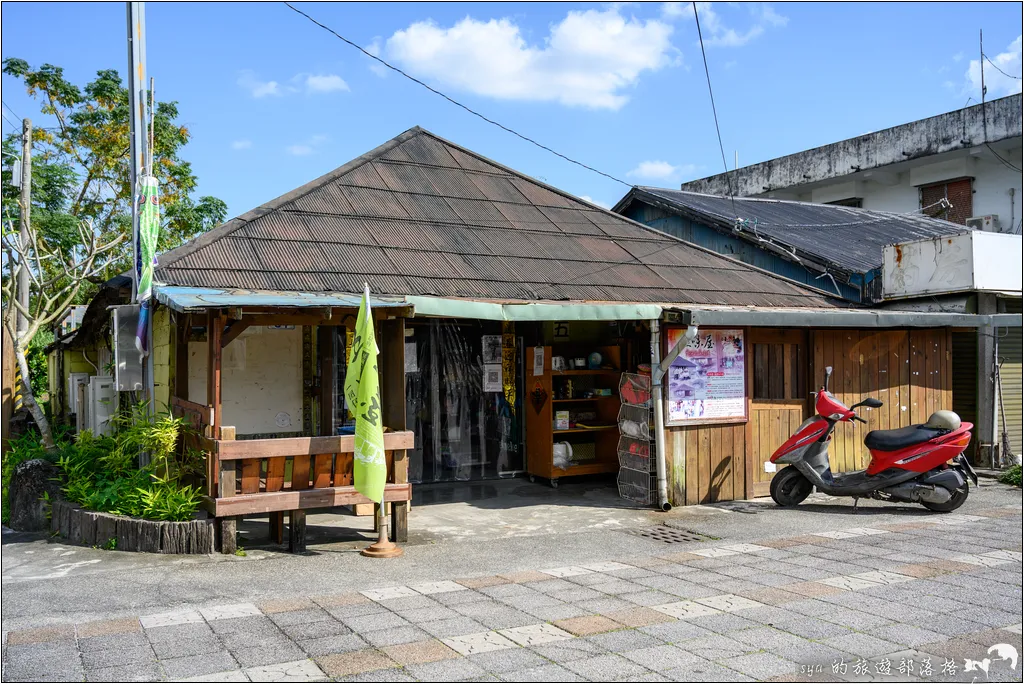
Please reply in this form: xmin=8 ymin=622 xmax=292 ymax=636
xmin=53 ymin=403 xmax=204 ymax=522
xmin=999 ymin=464 xmax=1022 ymax=487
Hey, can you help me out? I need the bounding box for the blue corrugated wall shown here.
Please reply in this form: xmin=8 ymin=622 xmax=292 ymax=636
xmin=622 ymin=203 xmax=863 ymax=302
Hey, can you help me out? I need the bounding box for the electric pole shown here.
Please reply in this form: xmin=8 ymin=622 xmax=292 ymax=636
xmin=16 ymin=118 xmax=32 ymax=337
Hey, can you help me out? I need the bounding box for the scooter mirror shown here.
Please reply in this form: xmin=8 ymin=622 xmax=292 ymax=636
xmin=824 ymin=366 xmax=833 ymax=391
xmin=860 ymin=398 xmax=883 ymax=409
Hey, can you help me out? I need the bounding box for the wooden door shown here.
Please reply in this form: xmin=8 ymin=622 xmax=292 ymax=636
xmin=747 ymin=329 xmax=810 ymax=497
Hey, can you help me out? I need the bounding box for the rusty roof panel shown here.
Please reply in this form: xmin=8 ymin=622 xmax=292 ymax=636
xmin=156 ymin=127 xmax=842 ymax=310
xmin=341 ymin=186 xmax=412 ymax=219
xmin=302 ymin=215 xmax=378 ymax=246
xmin=395 ymin=192 xmax=462 ymax=223
xmin=318 ymin=243 xmax=396 ymax=275
xmin=467 ymin=173 xmax=531 ymax=204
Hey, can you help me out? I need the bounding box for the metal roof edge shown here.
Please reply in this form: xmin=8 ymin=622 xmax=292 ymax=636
xmin=154 ymin=285 xmax=409 ymax=313
xmin=675 ymin=305 xmax=1023 ymax=329
xmin=405 ymin=295 xmax=662 ymax=322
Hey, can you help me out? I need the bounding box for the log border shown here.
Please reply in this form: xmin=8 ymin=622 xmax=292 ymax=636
xmin=50 ymin=501 xmax=216 ymax=554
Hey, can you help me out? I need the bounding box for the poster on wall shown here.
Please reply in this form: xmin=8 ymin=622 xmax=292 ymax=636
xmin=665 ymin=329 xmax=746 ymax=424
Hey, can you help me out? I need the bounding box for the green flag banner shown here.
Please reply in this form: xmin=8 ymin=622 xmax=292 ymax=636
xmin=345 ymin=286 xmax=386 ymax=505
xmin=137 ymin=175 xmax=160 ymax=303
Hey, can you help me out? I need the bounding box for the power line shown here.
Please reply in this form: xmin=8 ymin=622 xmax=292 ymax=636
xmin=983 ymin=53 xmax=1023 ymax=80
xmin=693 ymin=2 xmax=736 ymax=218
xmin=1 ymin=111 xmax=21 ymax=132
xmin=282 ymin=1 xmax=632 ymax=188
xmin=2 ymin=101 xmax=22 ymax=122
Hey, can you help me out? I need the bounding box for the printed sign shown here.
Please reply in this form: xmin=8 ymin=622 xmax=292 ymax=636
xmin=665 ymin=328 xmax=746 ymax=424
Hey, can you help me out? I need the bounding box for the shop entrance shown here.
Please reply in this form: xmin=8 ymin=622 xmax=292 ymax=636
xmin=404 ymin=319 xmax=524 ymax=483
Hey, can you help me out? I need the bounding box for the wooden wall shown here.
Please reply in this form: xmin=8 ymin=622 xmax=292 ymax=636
xmin=812 ymin=328 xmax=952 ymax=474
xmin=664 ymin=423 xmax=747 ymax=506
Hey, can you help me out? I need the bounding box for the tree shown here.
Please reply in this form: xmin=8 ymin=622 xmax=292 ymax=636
xmin=1 ymin=59 xmax=227 ymax=287
xmin=1 ymin=59 xmax=227 ymax=447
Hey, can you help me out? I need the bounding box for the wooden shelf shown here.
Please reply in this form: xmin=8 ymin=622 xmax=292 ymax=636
xmin=553 ymin=425 xmax=618 ymax=434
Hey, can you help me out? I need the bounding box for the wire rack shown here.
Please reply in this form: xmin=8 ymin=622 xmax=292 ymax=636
xmin=617 ymin=373 xmax=656 ymax=506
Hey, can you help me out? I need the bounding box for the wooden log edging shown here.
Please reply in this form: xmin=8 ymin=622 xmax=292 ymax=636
xmin=50 ymin=501 xmax=216 ymax=554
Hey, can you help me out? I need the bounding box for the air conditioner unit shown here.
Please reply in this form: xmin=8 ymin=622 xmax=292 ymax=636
xmin=87 ymin=376 xmax=116 ymax=436
xmin=67 ymin=372 xmax=90 ymax=417
xmin=966 ymin=215 xmax=1000 ymax=232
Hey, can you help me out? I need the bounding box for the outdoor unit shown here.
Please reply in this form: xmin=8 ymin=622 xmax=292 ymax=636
xmin=67 ymin=372 xmax=90 ymax=418
xmin=966 ymin=215 xmax=1000 ymax=232
xmin=111 ymin=304 xmax=143 ymax=392
xmin=87 ymin=376 xmax=116 ymax=436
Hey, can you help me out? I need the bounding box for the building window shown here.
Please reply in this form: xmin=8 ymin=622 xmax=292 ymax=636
xmin=920 ymin=177 xmax=973 ymax=224
xmin=826 ymin=198 xmax=863 ymax=208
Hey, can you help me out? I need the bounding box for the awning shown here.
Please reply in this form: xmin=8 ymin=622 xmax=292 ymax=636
xmin=673 ymin=305 xmax=1023 ymax=329
xmin=154 ymin=285 xmax=409 ymax=313
xmin=404 ymin=296 xmax=663 ymax=322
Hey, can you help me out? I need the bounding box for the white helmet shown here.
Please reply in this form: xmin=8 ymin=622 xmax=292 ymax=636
xmin=924 ymin=410 xmax=961 ymax=430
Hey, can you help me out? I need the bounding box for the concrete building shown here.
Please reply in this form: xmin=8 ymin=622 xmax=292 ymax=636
xmin=681 ymin=94 xmax=1023 ymax=232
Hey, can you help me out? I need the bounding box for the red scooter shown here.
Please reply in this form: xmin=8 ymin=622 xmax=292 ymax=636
xmin=769 ymin=366 xmax=977 ymax=512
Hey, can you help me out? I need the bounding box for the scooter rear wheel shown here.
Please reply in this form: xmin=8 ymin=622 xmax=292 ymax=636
xmin=770 ymin=467 xmax=813 ymax=507
xmin=922 ymin=485 xmax=969 ymax=513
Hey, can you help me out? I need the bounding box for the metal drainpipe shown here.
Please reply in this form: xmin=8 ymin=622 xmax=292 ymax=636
xmin=650 ymin=320 xmax=672 ymax=512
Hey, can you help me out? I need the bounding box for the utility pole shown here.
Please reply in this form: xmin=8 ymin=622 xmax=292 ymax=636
xmin=16 ymin=118 xmax=32 ymax=337
xmin=127 ymin=1 xmax=147 ymax=303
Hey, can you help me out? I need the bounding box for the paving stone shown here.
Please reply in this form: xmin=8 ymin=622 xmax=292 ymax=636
xmin=456 ymin=575 xmax=511 ymax=589
xmin=361 ymin=586 xmax=418 ymax=602
xmin=5 ymin=625 xmax=76 ymax=645
xmin=84 ymin=661 xmax=163 ymax=682
xmin=554 ymin=614 xmax=624 ymax=636
xmin=230 ymin=641 xmax=307 ymax=668
xmin=177 ymin=670 xmax=250 ymax=682
xmin=139 ymin=609 xmax=204 ymax=629
xmin=381 ymin=639 xmax=459 ymax=665
xmin=605 ymin=607 xmax=676 ymax=628
xmin=620 ymin=644 xmax=707 ymax=672
xmin=259 ymin=597 xmax=318 ymax=614
xmin=409 ymin=580 xmax=468 ymax=596
xmin=419 ymin=616 xmax=489 ymax=639
xmin=338 ymin=667 xmax=417 ymax=682
xmin=396 ymin=605 xmax=461 ymax=623
xmin=77 ymin=618 xmax=142 ymax=639
xmin=152 ymin=633 xmax=226 ymax=659
xmin=522 ymin=603 xmax=589 ymax=622
xmin=675 ymin=634 xmax=760 ymax=660
xmin=312 ymin=593 xmax=372 ymax=609
xmin=871 ymin=623 xmax=960 ymax=648
xmin=529 ymin=636 xmax=608 ymax=663
xmin=3 ymin=643 xmax=83 ymax=682
xmin=497 ymin=663 xmax=586 ymax=682
xmin=405 ymin=657 xmax=489 ymax=681
xmin=637 ymin=620 xmax=715 ymax=643
xmin=496 ymin=591 xmax=563 ymax=611
xmin=342 ymin=611 xmax=411 ymax=633
xmin=316 ymin=649 xmax=399 ymax=678
xmin=269 ymin=608 xmax=334 ymax=627
xmin=78 ymin=631 xmax=149 ymax=652
xmin=327 ymin=603 xmax=392 ymax=620
xmin=361 ymin=625 xmax=432 ymax=648
xmin=298 ymin=633 xmax=369 ymax=657
xmin=200 ymin=603 xmax=262 ymax=621
xmin=81 ymin=644 xmax=157 ymax=669
xmin=245 ymin=658 xmax=328 ymax=682
xmin=499 ymin=623 xmax=574 ymax=646
xmin=821 ymin=632 xmax=902 ymax=658
xmin=374 ymin=595 xmax=439 ymax=612
xmin=219 ymin=629 xmax=296 ymax=652
xmin=818 ymin=608 xmax=895 ymax=631
xmin=209 ymin=615 xmax=281 ymax=636
xmin=586 ymin=628 xmax=665 ymax=653
xmin=686 ymin=612 xmax=760 ymax=634
xmin=621 ymin=590 xmax=681 ymax=607
xmin=280 ymin=618 xmax=352 ymax=641
xmin=565 ymin=653 xmax=651 ymax=681
xmin=160 ymin=650 xmax=238 ymax=679
xmin=498 ymin=570 xmax=552 ymax=583
xmin=546 ymin=587 xmax=605 ymax=603
xmin=467 ymin=647 xmax=549 ymax=673
xmin=772 ymin=616 xmax=852 ymax=640
xmin=441 ymin=631 xmax=518 ymax=656
xmin=725 ymin=652 xmax=798 ymax=679
xmin=577 ymin=596 xmax=636 ymax=615
xmin=480 ymin=583 xmax=537 ymax=599
xmin=145 ymin=622 xmax=215 ymax=643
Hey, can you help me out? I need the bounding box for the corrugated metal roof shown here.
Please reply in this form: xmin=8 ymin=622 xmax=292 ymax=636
xmin=155 ymin=127 xmax=843 ymax=309
xmin=622 ymin=187 xmax=969 ymax=275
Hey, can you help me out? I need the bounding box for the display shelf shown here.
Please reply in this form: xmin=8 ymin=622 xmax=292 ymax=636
xmin=552 ymin=369 xmax=620 ymax=376
xmin=552 ymin=397 xmax=616 ymax=403
xmin=553 ymin=425 xmax=618 ymax=433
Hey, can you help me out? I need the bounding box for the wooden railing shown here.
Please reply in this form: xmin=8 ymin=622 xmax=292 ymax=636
xmin=204 ymin=431 xmax=414 ymax=517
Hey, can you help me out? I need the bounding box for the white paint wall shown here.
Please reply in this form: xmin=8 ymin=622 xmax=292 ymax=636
xmin=188 ymin=326 xmax=304 ymax=435
xmin=789 ymin=148 xmax=1024 ymax=230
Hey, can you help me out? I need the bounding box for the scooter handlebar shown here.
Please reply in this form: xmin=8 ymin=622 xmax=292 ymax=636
xmin=852 ymin=415 xmax=868 ymax=424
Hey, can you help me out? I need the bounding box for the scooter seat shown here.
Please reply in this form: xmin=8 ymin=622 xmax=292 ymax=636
xmin=864 ymin=424 xmax=947 ymax=452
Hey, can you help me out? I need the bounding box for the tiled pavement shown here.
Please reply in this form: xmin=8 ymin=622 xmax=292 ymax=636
xmin=2 ymin=509 xmax=1021 ymax=682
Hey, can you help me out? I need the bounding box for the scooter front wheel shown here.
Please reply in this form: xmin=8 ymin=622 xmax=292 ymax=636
xmin=770 ymin=467 xmax=813 ymax=507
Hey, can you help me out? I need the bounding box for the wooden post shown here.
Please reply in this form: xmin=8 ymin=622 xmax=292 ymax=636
xmin=381 ymin=317 xmax=409 ymax=543
xmin=218 ymin=425 xmax=237 ymax=554
xmin=289 ymin=509 xmax=306 ymax=553
xmin=206 ymin=310 xmax=224 ymax=497
xmin=269 ymin=512 xmax=284 ymax=544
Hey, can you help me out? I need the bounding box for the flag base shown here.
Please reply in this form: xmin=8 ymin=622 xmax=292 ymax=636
xmin=361 ymin=512 xmax=403 ymax=558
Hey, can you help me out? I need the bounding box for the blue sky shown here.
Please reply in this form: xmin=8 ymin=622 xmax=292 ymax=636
xmin=2 ymin=2 xmax=1022 ymax=218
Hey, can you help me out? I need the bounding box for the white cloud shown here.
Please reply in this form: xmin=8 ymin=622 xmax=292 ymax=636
xmin=674 ymin=2 xmax=787 ymax=48
xmin=627 ymin=160 xmax=698 ymax=181
xmin=384 ymin=7 xmax=677 ymax=110
xmin=965 ymin=35 xmax=1023 ymax=98
xmin=231 ymin=139 xmax=252 ymax=150
xmin=238 ymin=70 xmax=281 ymax=98
xmin=365 ymin=38 xmax=390 ymax=77
xmin=953 ymin=51 xmax=964 ymax=63
xmin=286 ymin=134 xmax=330 ymax=156
xmin=300 ymin=73 xmax=350 ymax=93
xmin=287 ymin=145 xmax=313 ymax=156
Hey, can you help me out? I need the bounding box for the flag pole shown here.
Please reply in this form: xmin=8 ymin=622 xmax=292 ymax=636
xmin=359 ymin=283 xmax=403 ymax=559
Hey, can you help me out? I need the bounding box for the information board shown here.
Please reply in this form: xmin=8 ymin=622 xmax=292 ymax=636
xmin=665 ymin=328 xmax=746 ymax=424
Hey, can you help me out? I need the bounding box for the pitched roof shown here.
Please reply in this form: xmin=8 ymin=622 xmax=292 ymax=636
xmin=616 ymin=187 xmax=967 ymax=275
xmin=156 ymin=127 xmax=840 ymax=308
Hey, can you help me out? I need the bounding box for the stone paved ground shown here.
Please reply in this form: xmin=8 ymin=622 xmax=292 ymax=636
xmin=2 ymin=500 xmax=1021 ymax=683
